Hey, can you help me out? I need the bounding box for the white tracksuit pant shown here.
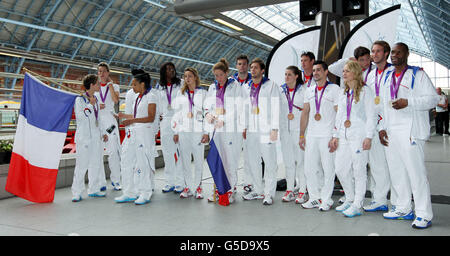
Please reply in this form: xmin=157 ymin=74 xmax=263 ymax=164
xmin=335 ymin=137 xmax=369 ymax=208
xmin=367 ymin=135 xmax=391 ymax=204
xmin=384 ymin=130 xmax=433 ymax=220
xmin=98 ymin=117 xmax=121 ymax=187
xmin=304 ymin=136 xmax=335 ymax=204
xmin=71 ymin=140 xmax=103 ymax=196
xmin=179 ymin=132 xmax=205 ymax=191
xmin=119 ymin=128 xmax=138 ymax=198
xmin=125 ymin=126 xmax=155 ymax=200
xmin=280 ymin=129 xmax=306 ymax=193
xmin=246 ymin=132 xmax=278 ymax=198
xmin=160 ymin=118 xmax=183 ymax=188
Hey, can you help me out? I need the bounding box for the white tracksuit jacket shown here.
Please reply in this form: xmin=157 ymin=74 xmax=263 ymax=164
xmin=378 ymin=66 xmax=439 ymax=220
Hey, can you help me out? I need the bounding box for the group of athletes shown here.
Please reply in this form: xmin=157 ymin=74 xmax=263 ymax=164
xmin=72 ymin=40 xmax=438 ymax=229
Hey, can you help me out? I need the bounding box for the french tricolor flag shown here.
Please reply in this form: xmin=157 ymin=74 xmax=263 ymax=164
xmin=206 ymin=133 xmax=232 ymax=206
xmin=5 ymin=73 xmax=77 ymax=203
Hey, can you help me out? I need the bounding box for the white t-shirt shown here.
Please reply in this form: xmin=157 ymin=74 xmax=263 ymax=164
xmin=304 ymin=82 xmax=340 ymax=137
xmin=133 ymin=90 xmax=157 ymax=129
xmin=436 ymin=94 xmax=448 ymax=112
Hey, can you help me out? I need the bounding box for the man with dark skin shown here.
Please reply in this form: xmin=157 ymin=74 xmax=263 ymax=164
xmin=377 ymin=42 xmax=438 ymax=229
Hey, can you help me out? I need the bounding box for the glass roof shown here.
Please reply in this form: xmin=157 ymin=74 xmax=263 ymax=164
xmin=221 ymin=0 xmax=446 ymax=67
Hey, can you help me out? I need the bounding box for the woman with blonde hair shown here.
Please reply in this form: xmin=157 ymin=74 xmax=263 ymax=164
xmin=172 ymin=67 xmax=209 ymax=199
xmin=329 ymin=60 xmax=377 ymax=217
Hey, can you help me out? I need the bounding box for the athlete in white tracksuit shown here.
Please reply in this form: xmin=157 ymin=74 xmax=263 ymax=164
xmin=329 ymin=57 xmax=392 ymax=211
xmin=299 ymin=61 xmax=340 ymax=211
xmin=332 ymin=63 xmax=377 ymax=217
xmin=94 ymin=81 xmax=122 ymax=191
xmin=71 ymin=75 xmax=105 ymax=201
xmin=378 ymin=43 xmax=438 ymax=229
xmin=204 ymin=76 xmax=242 ymax=202
xmin=116 ymin=70 xmax=157 ymax=205
xmin=114 ymin=88 xmax=138 ymax=202
xmin=241 ymin=67 xmax=280 ymax=205
xmin=156 ymin=79 xmax=184 ymax=193
xmin=172 ymin=71 xmax=209 ymax=199
xmin=278 ymin=68 xmax=306 ymax=203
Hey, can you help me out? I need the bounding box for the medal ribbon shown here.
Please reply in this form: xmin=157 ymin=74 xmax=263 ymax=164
xmin=165 ymin=83 xmax=173 ymax=106
xmin=187 ymin=89 xmax=195 ymax=113
xmin=390 ymin=66 xmax=408 ymax=101
xmin=250 ymin=81 xmax=262 ymax=109
xmin=374 ymin=64 xmax=388 ymax=97
xmin=314 ymin=81 xmax=328 ymax=115
xmin=86 ymin=92 xmax=98 ymax=122
xmin=284 ymin=83 xmax=299 ymax=113
xmin=215 ymin=79 xmax=228 ymax=109
xmin=134 ymin=90 xmax=148 ymax=118
xmin=346 ymin=89 xmax=354 ymax=122
xmin=99 ymin=83 xmax=110 ymax=103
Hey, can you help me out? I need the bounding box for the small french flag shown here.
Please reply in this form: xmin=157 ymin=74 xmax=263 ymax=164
xmin=5 ymin=73 xmax=78 ymax=203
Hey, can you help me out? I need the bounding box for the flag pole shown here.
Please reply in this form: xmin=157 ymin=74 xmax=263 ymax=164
xmin=22 ymin=67 xmax=82 ymax=95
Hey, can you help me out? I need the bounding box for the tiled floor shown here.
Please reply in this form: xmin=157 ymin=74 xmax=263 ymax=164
xmin=0 ymin=134 xmax=449 ymax=236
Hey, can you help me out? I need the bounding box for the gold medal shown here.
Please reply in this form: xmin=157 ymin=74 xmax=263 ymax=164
xmin=287 ymin=113 xmax=294 ymax=120
xmin=252 ymin=107 xmax=260 ymax=115
xmin=216 ymin=108 xmax=225 ymax=115
xmin=167 ymin=105 xmax=172 ymax=110
xmin=314 ymin=113 xmax=321 ymax=121
xmin=344 ymin=119 xmax=351 ymax=128
xmin=187 ymin=112 xmax=193 ymax=118
xmin=374 ymin=96 xmax=380 ymax=105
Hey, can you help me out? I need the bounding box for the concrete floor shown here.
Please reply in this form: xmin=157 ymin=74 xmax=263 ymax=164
xmin=0 ymin=134 xmax=449 ymax=236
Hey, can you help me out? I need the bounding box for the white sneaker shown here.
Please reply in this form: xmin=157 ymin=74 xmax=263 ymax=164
xmin=263 ymin=195 xmax=273 ymax=205
xmin=319 ymin=200 xmax=333 ymax=211
xmin=242 ymin=192 xmax=264 ymax=201
xmin=162 ymin=185 xmax=175 ymax=193
xmin=111 ymin=182 xmax=122 ymax=191
xmin=180 ymin=188 xmax=193 ymax=198
xmin=134 ymin=195 xmax=150 ymax=205
xmin=383 ymin=206 xmax=415 ymax=220
xmin=282 ymin=191 xmax=295 ymax=202
xmin=301 ymin=199 xmax=321 ymax=209
xmin=174 ymin=186 xmax=184 ymax=193
xmin=114 ymin=194 xmax=137 ymax=203
xmin=336 ymin=201 xmax=352 ymax=212
xmin=228 ymin=190 xmax=235 ymax=204
xmin=412 ymin=217 xmax=432 ymax=229
xmin=207 ymin=189 xmax=218 ymax=202
xmin=295 ymin=192 xmax=307 ymax=204
xmin=88 ymin=191 xmax=106 ymax=197
xmin=243 ymin=184 xmax=253 ymax=195
xmin=195 ymin=186 xmax=203 ymax=199
xmin=71 ymin=195 xmax=82 ymax=202
xmin=342 ymin=204 xmax=362 ymax=217
xmin=363 ymin=201 xmax=388 ymax=212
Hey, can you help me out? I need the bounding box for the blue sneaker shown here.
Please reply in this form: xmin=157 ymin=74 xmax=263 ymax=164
xmin=383 ymin=207 xmax=415 ymax=220
xmin=111 ymin=182 xmax=122 ymax=191
xmin=88 ymin=191 xmax=106 ymax=197
xmin=100 ymin=186 xmax=107 ymax=192
xmin=174 ymin=186 xmax=184 ymax=193
xmin=162 ymin=185 xmax=175 ymax=193
xmin=363 ymin=201 xmax=388 ymax=212
xmin=412 ymin=217 xmax=432 ymax=229
xmin=114 ymin=195 xmax=137 ymax=203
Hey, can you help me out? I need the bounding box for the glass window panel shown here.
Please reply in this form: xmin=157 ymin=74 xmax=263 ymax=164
xmin=435 ymin=63 xmax=449 ymax=78
xmin=435 ymin=77 xmax=449 ymax=88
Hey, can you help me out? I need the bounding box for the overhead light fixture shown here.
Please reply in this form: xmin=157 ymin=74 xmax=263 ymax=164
xmin=110 ymin=69 xmax=125 ymax=74
xmin=0 ymin=51 xmax=22 ymax=58
xmin=213 ymin=18 xmax=244 ymax=31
